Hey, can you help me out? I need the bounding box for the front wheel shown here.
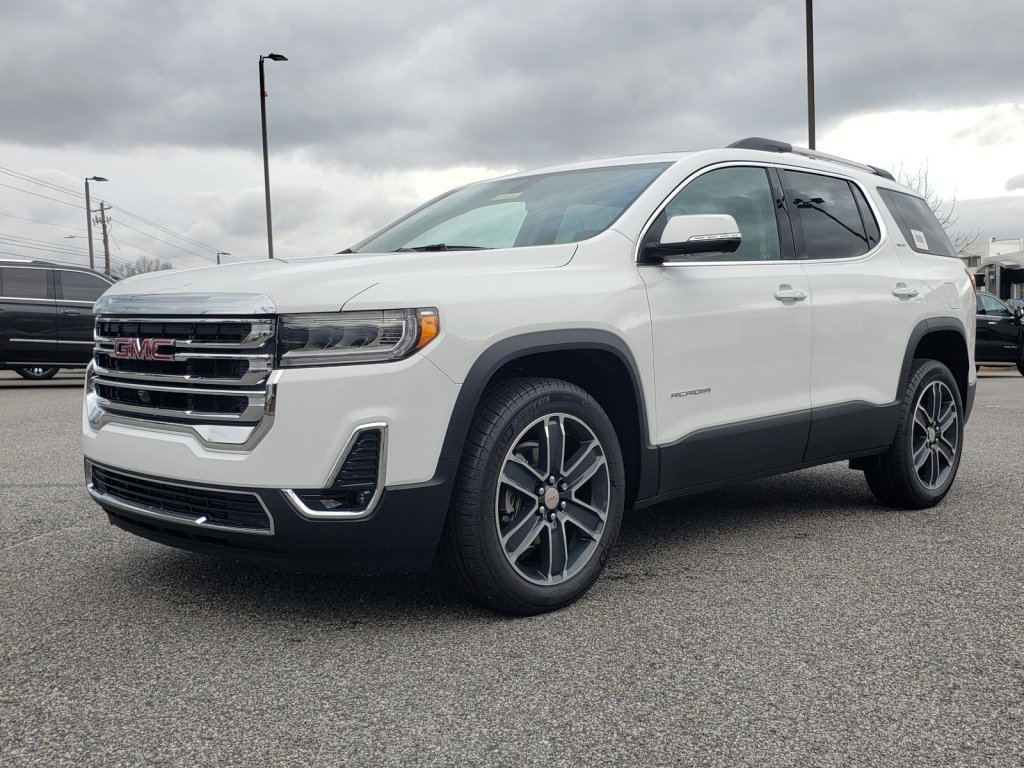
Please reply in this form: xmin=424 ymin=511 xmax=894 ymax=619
xmin=442 ymin=378 xmax=625 ymax=615
xmin=14 ymin=367 xmax=59 ymax=380
xmin=864 ymin=359 xmax=964 ymax=509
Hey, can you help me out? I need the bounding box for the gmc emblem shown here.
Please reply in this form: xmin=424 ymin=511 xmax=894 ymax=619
xmin=111 ymin=337 xmax=174 ymax=361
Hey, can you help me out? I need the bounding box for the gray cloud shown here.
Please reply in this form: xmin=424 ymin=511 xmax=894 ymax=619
xmin=957 ymin=195 xmax=1024 ymax=243
xmin=1006 ymin=174 xmax=1024 ymax=191
xmin=4 ymin=0 xmax=1023 ymax=172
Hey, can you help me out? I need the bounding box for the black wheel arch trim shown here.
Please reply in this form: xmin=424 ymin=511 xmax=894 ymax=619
xmin=438 ymin=330 xmax=658 ymax=500
xmin=899 ymin=316 xmax=972 ymax=420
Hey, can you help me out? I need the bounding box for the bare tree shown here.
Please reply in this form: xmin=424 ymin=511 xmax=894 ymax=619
xmin=116 ymin=254 xmax=174 ymax=279
xmin=894 ymin=163 xmax=980 ymax=257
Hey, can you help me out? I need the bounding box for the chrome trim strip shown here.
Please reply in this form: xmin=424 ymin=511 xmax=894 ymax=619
xmin=93 ymin=376 xmax=266 ymax=399
xmin=92 ymin=357 xmax=271 ymax=386
xmin=0 ymin=296 xmax=57 ymax=304
xmin=85 ymin=370 xmax=281 ymax=450
xmin=93 ymin=395 xmax=266 ymax=423
xmin=9 ymin=338 xmax=56 ymax=343
xmin=85 ymin=462 xmax=274 ymax=536
xmin=56 ymin=340 xmax=96 ymax=345
xmin=94 ymin=293 xmax=277 ymax=316
xmin=94 ymin=319 xmax=275 ymax=349
xmin=283 ymin=423 xmax=388 ymax=521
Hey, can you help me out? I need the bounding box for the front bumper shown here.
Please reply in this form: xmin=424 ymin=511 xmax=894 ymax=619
xmin=88 ymin=459 xmax=456 ymax=573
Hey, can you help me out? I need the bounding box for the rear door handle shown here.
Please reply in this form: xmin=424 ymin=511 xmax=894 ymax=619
xmin=892 ymin=283 xmax=920 ymax=298
xmin=62 ymin=309 xmax=81 ymax=316
xmin=774 ymin=285 xmax=808 ymax=301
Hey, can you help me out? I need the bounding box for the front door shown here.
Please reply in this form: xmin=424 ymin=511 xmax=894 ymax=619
xmin=55 ymin=270 xmax=112 ymax=365
xmin=639 ymin=165 xmax=812 ymax=492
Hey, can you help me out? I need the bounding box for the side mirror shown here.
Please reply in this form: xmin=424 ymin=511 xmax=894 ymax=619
xmin=643 ymin=214 xmax=741 ymax=263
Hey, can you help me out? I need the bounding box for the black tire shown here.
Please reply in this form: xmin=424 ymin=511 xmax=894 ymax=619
xmin=864 ymin=359 xmax=964 ymax=509
xmin=1017 ymin=356 xmax=1024 ymax=377
xmin=14 ymin=367 xmax=59 ymax=380
xmin=442 ymin=377 xmax=625 ymax=615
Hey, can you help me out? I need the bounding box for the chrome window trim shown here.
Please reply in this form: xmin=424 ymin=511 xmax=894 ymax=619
xmin=0 ymin=296 xmax=56 ymax=304
xmin=634 ymin=160 xmax=890 ymax=266
xmin=9 ymin=337 xmax=58 ymax=343
xmin=283 ymin=423 xmax=388 ymax=521
xmin=85 ymin=460 xmax=274 ymax=535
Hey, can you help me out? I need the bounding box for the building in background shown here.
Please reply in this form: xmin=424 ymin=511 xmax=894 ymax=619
xmin=975 ymin=237 xmax=1024 ymax=299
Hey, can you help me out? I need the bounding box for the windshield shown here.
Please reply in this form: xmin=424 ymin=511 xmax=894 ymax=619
xmin=350 ymin=163 xmax=671 ymax=253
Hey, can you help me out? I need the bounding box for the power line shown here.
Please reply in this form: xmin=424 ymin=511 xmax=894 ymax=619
xmin=0 ymin=210 xmax=87 ymax=233
xmin=1 ymin=166 xmax=231 ymax=263
xmin=109 ymin=217 xmax=214 ymax=261
xmin=0 ymin=167 xmax=83 ymax=200
xmin=0 ymin=181 xmax=83 ymax=210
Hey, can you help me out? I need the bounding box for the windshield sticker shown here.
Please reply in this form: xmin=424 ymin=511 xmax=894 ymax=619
xmin=911 ymin=229 xmax=929 ymax=250
xmin=491 ymin=193 xmax=522 ymax=201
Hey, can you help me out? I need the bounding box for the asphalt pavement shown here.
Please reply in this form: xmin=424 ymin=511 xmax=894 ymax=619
xmin=1 ymin=368 xmax=1022 ymax=767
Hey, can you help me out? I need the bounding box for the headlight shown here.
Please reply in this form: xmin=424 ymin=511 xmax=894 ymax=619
xmin=277 ymin=308 xmax=439 ymax=367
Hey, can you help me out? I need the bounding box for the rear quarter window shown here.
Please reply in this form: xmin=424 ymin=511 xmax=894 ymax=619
xmin=877 ymin=189 xmax=956 ymax=257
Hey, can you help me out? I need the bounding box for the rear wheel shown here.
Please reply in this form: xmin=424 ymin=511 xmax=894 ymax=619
xmin=864 ymin=359 xmax=964 ymax=509
xmin=443 ymin=377 xmax=625 ymax=615
xmin=14 ymin=367 xmax=59 ymax=380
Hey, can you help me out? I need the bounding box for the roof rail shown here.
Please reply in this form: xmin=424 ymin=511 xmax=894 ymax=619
xmin=727 ymin=137 xmax=896 ymax=181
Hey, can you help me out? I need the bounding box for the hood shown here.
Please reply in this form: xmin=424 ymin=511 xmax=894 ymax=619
xmin=99 ymin=245 xmax=576 ymax=314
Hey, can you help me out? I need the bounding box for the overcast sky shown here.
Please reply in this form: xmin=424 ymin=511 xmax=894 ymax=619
xmin=1 ymin=0 xmax=1022 ymax=270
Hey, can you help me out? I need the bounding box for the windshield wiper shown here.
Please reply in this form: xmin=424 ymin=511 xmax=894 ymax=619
xmin=393 ymin=244 xmax=492 ymax=252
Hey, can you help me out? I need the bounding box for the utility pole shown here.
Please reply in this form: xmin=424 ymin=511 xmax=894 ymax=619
xmin=97 ymin=203 xmax=112 ymax=277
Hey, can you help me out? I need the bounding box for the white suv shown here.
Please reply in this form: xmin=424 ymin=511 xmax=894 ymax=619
xmin=83 ymin=138 xmax=976 ymax=614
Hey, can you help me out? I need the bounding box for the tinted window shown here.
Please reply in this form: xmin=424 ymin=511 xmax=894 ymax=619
xmin=877 ymin=188 xmax=956 ymax=257
xmin=1 ymin=267 xmax=49 ymax=299
xmin=851 ymin=185 xmax=881 ymax=247
xmin=978 ymin=293 xmax=1012 ymax=317
xmin=784 ymin=171 xmax=872 ymax=259
xmin=647 ymin=166 xmax=781 ymax=262
xmin=58 ymin=270 xmax=110 ymax=302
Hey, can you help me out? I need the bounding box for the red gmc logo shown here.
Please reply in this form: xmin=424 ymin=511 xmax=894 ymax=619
xmin=111 ymin=337 xmax=174 ymax=361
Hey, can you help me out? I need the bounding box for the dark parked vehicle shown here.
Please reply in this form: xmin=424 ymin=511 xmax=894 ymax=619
xmin=0 ymin=259 xmax=113 ymax=378
xmin=975 ymin=291 xmax=1024 ymax=375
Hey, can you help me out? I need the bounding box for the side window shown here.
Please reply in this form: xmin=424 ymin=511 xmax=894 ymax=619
xmin=979 ymin=293 xmax=1012 ymax=317
xmin=783 ymin=171 xmax=872 ymax=259
xmin=58 ymin=271 xmax=110 ymax=302
xmin=877 ymin=188 xmax=956 ymax=257
xmin=1 ymin=267 xmax=50 ymax=299
xmin=850 ymin=185 xmax=881 ymax=248
xmin=645 ymin=167 xmax=781 ymax=262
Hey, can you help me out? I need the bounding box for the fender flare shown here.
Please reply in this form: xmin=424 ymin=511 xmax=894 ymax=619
xmin=437 ymin=329 xmax=657 ymax=498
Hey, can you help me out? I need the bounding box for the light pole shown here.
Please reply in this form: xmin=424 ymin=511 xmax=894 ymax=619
xmin=84 ymin=176 xmax=107 ymax=270
xmin=216 ymin=251 xmax=231 ymax=265
xmin=806 ymin=0 xmax=815 ymax=149
xmin=259 ymin=52 xmax=288 ymax=260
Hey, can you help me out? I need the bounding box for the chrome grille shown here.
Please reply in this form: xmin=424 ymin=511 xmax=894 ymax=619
xmin=92 ymin=316 xmax=275 ymax=426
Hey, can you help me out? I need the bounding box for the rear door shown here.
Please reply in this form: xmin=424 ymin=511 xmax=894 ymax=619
xmin=55 ymin=270 xmax=112 ymax=364
xmin=0 ymin=266 xmax=57 ymax=364
xmin=782 ymin=169 xmax=914 ymax=461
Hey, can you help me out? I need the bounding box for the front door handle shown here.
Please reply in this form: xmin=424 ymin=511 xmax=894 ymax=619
xmin=62 ymin=309 xmax=81 ymax=316
xmin=892 ymin=283 xmax=920 ymax=298
xmin=774 ymin=285 xmax=808 ymax=301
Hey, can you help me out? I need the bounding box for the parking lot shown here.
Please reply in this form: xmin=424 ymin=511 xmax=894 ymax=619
xmin=1 ymin=368 xmax=1022 ymax=767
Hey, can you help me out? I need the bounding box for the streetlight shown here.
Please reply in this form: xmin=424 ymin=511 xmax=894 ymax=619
xmin=806 ymin=0 xmax=815 ymax=149
xmin=216 ymin=251 xmax=231 ymax=265
xmin=259 ymin=52 xmax=288 ymax=259
xmin=84 ymin=176 xmax=107 ymax=270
